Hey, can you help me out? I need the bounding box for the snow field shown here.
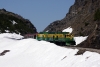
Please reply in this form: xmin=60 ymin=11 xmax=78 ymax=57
xmin=0 ymin=33 xmax=100 ymax=67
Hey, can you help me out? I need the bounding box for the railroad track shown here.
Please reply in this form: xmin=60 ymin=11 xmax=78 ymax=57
xmin=61 ymin=46 xmax=100 ymax=54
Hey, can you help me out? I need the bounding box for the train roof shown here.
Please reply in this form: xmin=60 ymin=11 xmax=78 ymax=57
xmin=39 ymin=32 xmax=70 ymax=34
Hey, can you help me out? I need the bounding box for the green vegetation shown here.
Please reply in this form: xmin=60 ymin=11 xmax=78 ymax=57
xmin=94 ymin=9 xmax=100 ymax=21
xmin=0 ymin=13 xmax=35 ymax=35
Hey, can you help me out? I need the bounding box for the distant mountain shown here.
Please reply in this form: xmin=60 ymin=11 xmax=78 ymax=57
xmin=44 ymin=0 xmax=100 ymax=49
xmin=0 ymin=9 xmax=37 ymax=35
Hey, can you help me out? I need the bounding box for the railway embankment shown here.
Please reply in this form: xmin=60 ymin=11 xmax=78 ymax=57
xmin=62 ymin=46 xmax=100 ymax=54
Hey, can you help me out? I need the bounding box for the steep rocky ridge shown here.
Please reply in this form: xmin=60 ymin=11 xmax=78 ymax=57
xmin=44 ymin=0 xmax=100 ymax=49
xmin=0 ymin=9 xmax=37 ymax=35
xmin=44 ymin=0 xmax=100 ymax=36
xmin=78 ymin=9 xmax=100 ymax=49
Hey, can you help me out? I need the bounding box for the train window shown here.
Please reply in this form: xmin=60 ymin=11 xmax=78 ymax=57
xmin=65 ymin=35 xmax=66 ymax=38
xmin=66 ymin=34 xmax=71 ymax=38
xmin=56 ymin=36 xmax=58 ymax=40
xmin=53 ymin=36 xmax=54 ymax=39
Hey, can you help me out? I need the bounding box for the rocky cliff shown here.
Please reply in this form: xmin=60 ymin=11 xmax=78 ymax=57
xmin=44 ymin=0 xmax=100 ymax=36
xmin=44 ymin=0 xmax=100 ymax=49
xmin=0 ymin=9 xmax=37 ymax=35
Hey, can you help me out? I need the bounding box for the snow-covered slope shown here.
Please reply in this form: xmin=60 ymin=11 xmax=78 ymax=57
xmin=0 ymin=33 xmax=100 ymax=67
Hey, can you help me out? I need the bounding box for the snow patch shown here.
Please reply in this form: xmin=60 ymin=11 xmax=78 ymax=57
xmin=12 ymin=20 xmax=17 ymax=25
xmin=74 ymin=36 xmax=88 ymax=45
xmin=62 ymin=26 xmax=73 ymax=33
xmin=46 ymin=30 xmax=49 ymax=32
xmin=0 ymin=33 xmax=23 ymax=39
xmin=5 ymin=30 xmax=9 ymax=33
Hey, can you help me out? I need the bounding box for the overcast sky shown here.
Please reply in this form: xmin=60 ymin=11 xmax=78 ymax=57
xmin=0 ymin=0 xmax=75 ymax=32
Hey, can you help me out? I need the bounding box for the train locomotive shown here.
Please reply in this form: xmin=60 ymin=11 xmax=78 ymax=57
xmin=24 ymin=32 xmax=76 ymax=46
xmin=36 ymin=32 xmax=76 ymax=46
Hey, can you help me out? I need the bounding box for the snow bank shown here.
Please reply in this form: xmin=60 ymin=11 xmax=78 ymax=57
xmin=62 ymin=27 xmax=73 ymax=33
xmin=0 ymin=33 xmax=23 ymax=40
xmin=74 ymin=36 xmax=88 ymax=45
xmin=0 ymin=33 xmax=100 ymax=67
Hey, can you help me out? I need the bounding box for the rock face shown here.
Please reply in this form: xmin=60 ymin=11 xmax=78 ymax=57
xmin=0 ymin=9 xmax=37 ymax=35
xmin=78 ymin=22 xmax=100 ymax=49
xmin=44 ymin=0 xmax=100 ymax=36
xmin=44 ymin=0 xmax=100 ymax=49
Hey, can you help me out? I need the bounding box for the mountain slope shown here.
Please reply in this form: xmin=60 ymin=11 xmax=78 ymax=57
xmin=44 ymin=0 xmax=100 ymax=36
xmin=0 ymin=9 xmax=37 ymax=35
xmin=43 ymin=0 xmax=100 ymax=49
